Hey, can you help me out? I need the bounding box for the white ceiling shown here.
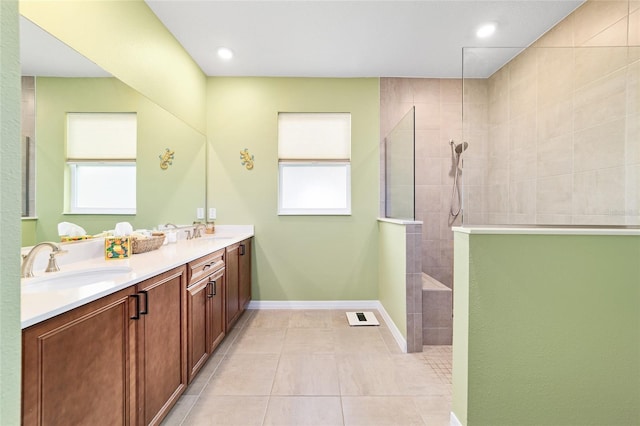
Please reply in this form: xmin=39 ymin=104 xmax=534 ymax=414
xmin=20 ymin=1 xmax=585 ymax=79
xmin=145 ymin=0 xmax=585 ymax=78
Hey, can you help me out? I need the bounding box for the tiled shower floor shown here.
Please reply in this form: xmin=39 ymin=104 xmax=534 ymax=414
xmin=162 ymin=309 xmax=453 ymax=426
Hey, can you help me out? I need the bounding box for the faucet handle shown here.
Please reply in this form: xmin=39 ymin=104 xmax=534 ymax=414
xmin=45 ymin=250 xmax=67 ymax=273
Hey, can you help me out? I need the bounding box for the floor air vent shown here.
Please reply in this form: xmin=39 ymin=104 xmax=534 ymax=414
xmin=346 ymin=311 xmax=379 ymax=326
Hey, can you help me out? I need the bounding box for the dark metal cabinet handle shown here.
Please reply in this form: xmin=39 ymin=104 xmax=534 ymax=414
xmin=130 ymin=294 xmax=140 ymax=320
xmin=139 ymin=290 xmax=149 ymax=315
xmin=212 ymin=280 xmax=217 ymax=296
xmin=239 ymin=244 xmax=245 ymax=256
xmin=207 ymin=280 xmax=214 ymax=298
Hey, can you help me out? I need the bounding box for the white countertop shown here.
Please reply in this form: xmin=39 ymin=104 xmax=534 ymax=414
xmin=452 ymin=225 xmax=640 ymax=236
xmin=21 ymin=226 xmax=254 ymax=329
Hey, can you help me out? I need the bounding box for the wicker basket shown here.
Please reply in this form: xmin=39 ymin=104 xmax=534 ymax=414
xmin=131 ymin=234 xmax=165 ymax=254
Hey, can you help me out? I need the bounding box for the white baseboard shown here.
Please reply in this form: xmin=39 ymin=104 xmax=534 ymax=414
xmin=450 ymin=411 xmax=463 ymax=426
xmin=245 ymin=300 xmax=407 ymax=353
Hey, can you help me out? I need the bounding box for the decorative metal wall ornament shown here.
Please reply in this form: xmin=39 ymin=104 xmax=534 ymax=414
xmin=159 ymin=148 xmax=175 ymax=170
xmin=240 ymin=148 xmax=254 ymax=170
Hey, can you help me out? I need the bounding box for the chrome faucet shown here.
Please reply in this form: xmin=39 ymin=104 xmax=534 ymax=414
xmin=21 ymin=242 xmax=67 ymax=278
xmin=193 ymin=223 xmax=206 ymax=239
xmin=164 ymin=223 xmax=178 ymax=229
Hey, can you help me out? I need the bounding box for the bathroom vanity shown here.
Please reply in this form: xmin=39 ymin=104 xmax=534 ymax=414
xmin=20 ymin=227 xmax=253 ymax=426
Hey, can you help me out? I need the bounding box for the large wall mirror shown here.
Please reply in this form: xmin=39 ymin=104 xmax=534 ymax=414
xmin=20 ymin=16 xmax=207 ymax=246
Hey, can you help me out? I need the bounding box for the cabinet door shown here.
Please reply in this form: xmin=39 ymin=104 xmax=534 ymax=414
xmin=238 ymin=238 xmax=252 ymax=310
xmin=136 ymin=266 xmax=187 ymax=426
xmin=208 ymin=268 xmax=226 ymax=352
xmin=22 ymin=287 xmax=137 ymax=426
xmin=187 ymin=277 xmax=209 ymax=382
xmin=225 ymin=243 xmax=240 ymax=331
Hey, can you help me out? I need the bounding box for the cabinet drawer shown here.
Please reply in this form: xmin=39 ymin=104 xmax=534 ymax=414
xmin=187 ymin=249 xmax=225 ymax=286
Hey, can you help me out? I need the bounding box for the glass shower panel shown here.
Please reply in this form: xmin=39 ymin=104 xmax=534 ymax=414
xmin=462 ymin=46 xmax=640 ymax=226
xmin=384 ymin=106 xmax=415 ymax=220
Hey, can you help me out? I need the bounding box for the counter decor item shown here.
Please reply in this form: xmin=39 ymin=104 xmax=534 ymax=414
xmin=205 ymin=221 xmax=215 ymax=234
xmin=131 ymin=233 xmax=166 ymax=254
xmin=105 ymin=236 xmax=131 ymax=259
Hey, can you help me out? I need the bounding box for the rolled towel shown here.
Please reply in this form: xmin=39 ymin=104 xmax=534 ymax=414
xmin=58 ymin=221 xmax=86 ymax=237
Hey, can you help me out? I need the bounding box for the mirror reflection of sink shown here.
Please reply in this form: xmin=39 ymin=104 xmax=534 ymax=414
xmin=22 ymin=266 xmax=133 ymax=293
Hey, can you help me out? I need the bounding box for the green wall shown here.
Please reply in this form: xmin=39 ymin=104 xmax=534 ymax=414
xmin=0 ymin=0 xmax=22 ymax=423
xmin=378 ymin=221 xmax=407 ymax=338
xmin=20 ymin=0 xmax=206 ymax=133
xmin=32 ymin=77 xmax=206 ymax=242
xmin=207 ymin=77 xmax=380 ymax=301
xmin=453 ymin=232 xmax=640 ymax=425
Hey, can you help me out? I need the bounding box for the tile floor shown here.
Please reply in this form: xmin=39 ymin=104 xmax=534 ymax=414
xmin=162 ymin=309 xmax=452 ymax=426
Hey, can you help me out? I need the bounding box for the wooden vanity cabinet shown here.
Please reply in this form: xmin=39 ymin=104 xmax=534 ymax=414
xmin=21 ymin=265 xmax=188 ymax=426
xmin=135 ymin=266 xmax=188 ymax=426
xmin=225 ymin=238 xmax=252 ymax=331
xmin=22 ymin=286 xmax=138 ymax=426
xmin=186 ymin=249 xmax=226 ymax=382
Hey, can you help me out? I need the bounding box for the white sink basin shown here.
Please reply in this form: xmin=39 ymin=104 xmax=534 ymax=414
xmin=22 ymin=266 xmax=133 ymax=293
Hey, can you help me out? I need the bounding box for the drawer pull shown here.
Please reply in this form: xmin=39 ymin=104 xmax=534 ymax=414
xmin=139 ymin=290 xmax=149 ymax=315
xmin=130 ymin=294 xmax=140 ymax=320
xmin=239 ymin=244 xmax=245 ymax=256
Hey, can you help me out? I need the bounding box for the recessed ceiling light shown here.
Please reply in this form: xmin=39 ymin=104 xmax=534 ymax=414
xmin=476 ymin=23 xmax=497 ymax=39
xmin=217 ymin=47 xmax=233 ymax=60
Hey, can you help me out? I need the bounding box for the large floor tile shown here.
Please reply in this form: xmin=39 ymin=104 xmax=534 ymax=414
xmin=282 ymin=327 xmax=335 ymax=354
xmin=226 ymin=327 xmax=286 ymax=354
xmin=160 ymin=395 xmax=197 ymax=426
xmin=413 ymin=396 xmax=452 ymax=426
xmin=263 ymin=396 xmax=344 ymax=426
xmin=203 ymin=353 xmax=279 ymax=396
xmin=184 ymin=354 xmax=224 ymax=396
xmin=245 ymin=309 xmax=293 ymax=328
xmin=288 ymin=309 xmax=334 ymax=328
xmin=342 ymin=396 xmax=425 ymax=426
xmin=333 ymin=327 xmax=389 ymax=354
xmin=336 ymin=353 xmax=402 ymax=396
xmin=181 ymin=396 xmax=268 ymax=426
xmin=271 ymin=354 xmax=340 ymax=396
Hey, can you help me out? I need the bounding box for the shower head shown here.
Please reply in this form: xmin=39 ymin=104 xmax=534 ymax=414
xmin=455 ymin=142 xmax=469 ymax=154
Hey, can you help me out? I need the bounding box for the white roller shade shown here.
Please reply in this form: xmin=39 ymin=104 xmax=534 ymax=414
xmin=67 ymin=113 xmax=137 ymax=159
xmin=278 ymin=112 xmax=351 ymax=160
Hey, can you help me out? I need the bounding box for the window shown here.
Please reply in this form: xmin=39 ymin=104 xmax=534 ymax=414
xmin=278 ymin=112 xmax=351 ymax=215
xmin=66 ymin=113 xmax=137 ymax=214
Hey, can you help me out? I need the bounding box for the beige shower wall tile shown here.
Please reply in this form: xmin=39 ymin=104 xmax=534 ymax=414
xmin=509 ymin=79 xmax=537 ymax=119
xmin=574 ymin=118 xmax=626 ymax=172
xmin=535 ymin=13 xmax=574 ymax=47
xmin=582 ymin=17 xmax=628 ymax=46
xmin=508 ymin=48 xmax=537 ymax=88
xmin=380 ymin=78 xmax=414 ymax=104
xmin=537 ymin=174 xmax=573 ymax=214
xmin=509 ymin=179 xmax=537 ymax=215
xmin=463 ymin=78 xmax=488 ymax=104
xmin=627 ymin=113 xmax=640 ymax=164
xmin=510 ymin=149 xmax=537 ymax=180
xmin=574 ymin=46 xmax=628 ymax=90
xmin=537 ymin=48 xmax=574 ymax=107
xmin=573 ymin=68 xmax=627 ymax=131
xmin=538 ymin=99 xmax=573 ymax=140
xmin=488 ymin=124 xmax=509 ymax=156
xmin=628 ymin=61 xmax=640 ymax=116
xmin=487 ymin=155 xmax=509 ymax=186
xmin=461 ymin=102 xmax=486 ymax=131
xmin=441 ymin=79 xmax=462 ymax=103
xmin=573 ymin=0 xmax=629 ymax=46
xmin=415 ymin=129 xmax=441 ymax=159
xmin=509 ymin=112 xmax=537 ymax=153
xmin=631 ymin=8 xmax=640 ymax=45
xmin=488 ymin=67 xmax=509 ymax=104
xmin=573 ymin=166 xmax=626 ymax=215
xmin=414 ymin=102 xmax=440 ymax=130
xmin=412 ymin=78 xmax=440 ymax=104
xmin=441 ymin=102 xmax=463 ymax=131
xmin=626 ymin=164 xmax=640 ymax=216
xmin=536 ymin=214 xmax=574 ymax=224
xmin=487 ymin=184 xmax=509 ymax=214
xmin=537 ymin=133 xmax=574 ymax=178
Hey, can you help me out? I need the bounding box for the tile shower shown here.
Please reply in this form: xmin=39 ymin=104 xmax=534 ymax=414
xmin=381 ymin=0 xmax=640 ymax=292
xmin=381 ymin=0 xmax=639 ymax=346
